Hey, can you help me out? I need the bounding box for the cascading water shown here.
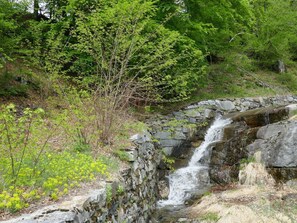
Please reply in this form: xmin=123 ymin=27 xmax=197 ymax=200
xmin=158 ymin=117 xmax=232 ymax=207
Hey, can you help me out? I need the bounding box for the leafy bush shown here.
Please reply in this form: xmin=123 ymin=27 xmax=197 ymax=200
xmin=276 ymin=72 xmax=297 ymax=93
xmin=30 ymin=0 xmax=206 ymax=103
xmin=0 ymin=151 xmax=108 ymax=212
xmin=0 ymin=104 xmax=109 ymax=212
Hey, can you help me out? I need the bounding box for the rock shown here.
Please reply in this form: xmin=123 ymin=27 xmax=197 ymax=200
xmin=216 ymin=100 xmax=235 ymax=111
xmin=230 ymin=106 xmax=289 ymax=127
xmin=184 ymin=109 xmax=201 ymax=118
xmin=126 ymin=150 xmax=137 ymax=162
xmin=239 ymin=163 xmax=275 ymax=186
xmin=247 ymin=121 xmax=297 ymax=167
xmin=285 ymin=179 xmax=297 ymax=188
xmin=162 ymin=147 xmax=173 ymax=156
xmin=158 ymin=180 xmax=169 ymax=199
xmin=130 ymin=132 xmax=151 ymax=144
xmin=242 ymin=101 xmax=251 ymax=108
xmin=154 ymin=131 xmax=172 ymax=140
xmin=288 ymin=96 xmax=294 ymax=102
xmin=204 ymin=109 xmax=216 ymax=118
xmin=267 ymin=168 xmax=297 ymax=183
xmin=217 ymin=205 xmax=264 ymax=223
xmin=159 ymin=139 xmax=183 ymax=147
xmin=286 ymin=104 xmax=297 ymax=117
xmin=274 ymin=60 xmax=286 ymax=73
xmin=256 ymin=123 xmax=284 ymax=139
xmin=173 ymin=132 xmax=187 ymax=140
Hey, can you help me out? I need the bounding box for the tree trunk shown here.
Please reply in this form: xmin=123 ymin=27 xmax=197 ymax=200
xmin=34 ymin=0 xmax=39 ymax=20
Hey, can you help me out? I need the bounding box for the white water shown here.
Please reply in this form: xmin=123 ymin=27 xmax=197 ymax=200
xmin=158 ymin=117 xmax=232 ymax=207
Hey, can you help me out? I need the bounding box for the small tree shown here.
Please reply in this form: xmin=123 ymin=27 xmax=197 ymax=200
xmin=68 ymin=0 xmax=205 ymax=142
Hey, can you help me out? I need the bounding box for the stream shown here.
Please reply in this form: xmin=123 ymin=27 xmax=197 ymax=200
xmin=157 ymin=117 xmax=232 ymax=220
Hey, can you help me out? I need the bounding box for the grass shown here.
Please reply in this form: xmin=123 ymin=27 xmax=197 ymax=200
xmin=249 ymin=197 xmax=297 ymax=222
xmin=198 ymin=212 xmax=220 ymax=222
xmin=113 ymin=150 xmax=131 ymax=162
xmin=147 ymin=54 xmax=297 ymax=115
xmin=193 ymin=55 xmax=297 ymax=102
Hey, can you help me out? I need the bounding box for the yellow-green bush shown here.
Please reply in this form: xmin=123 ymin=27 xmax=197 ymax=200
xmin=0 ymin=151 xmax=108 ymax=212
xmin=0 ymin=104 xmax=109 ymax=213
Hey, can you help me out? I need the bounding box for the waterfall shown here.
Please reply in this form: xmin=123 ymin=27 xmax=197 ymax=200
xmin=158 ymin=117 xmax=232 ymax=207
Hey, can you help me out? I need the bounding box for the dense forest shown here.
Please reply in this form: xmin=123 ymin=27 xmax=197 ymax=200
xmin=1 ymin=0 xmax=297 ymax=101
xmin=1 ymin=0 xmax=297 ymax=215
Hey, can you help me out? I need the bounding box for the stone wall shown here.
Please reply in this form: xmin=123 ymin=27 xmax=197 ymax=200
xmin=71 ymin=132 xmax=161 ymax=223
xmin=3 ymin=132 xmax=161 ymax=223
xmin=149 ymin=95 xmax=297 ymax=159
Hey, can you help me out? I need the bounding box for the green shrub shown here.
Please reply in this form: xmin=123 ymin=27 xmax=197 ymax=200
xmin=0 ymin=104 xmax=109 ymax=212
xmin=0 ymin=151 xmax=108 ymax=212
xmin=0 ymin=71 xmax=28 ymax=96
xmin=276 ymin=72 xmax=297 ymax=92
xmin=113 ymin=150 xmax=130 ymax=162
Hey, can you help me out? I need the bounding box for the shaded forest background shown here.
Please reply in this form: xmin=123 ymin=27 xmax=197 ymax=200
xmin=1 ymin=0 xmax=297 ymax=102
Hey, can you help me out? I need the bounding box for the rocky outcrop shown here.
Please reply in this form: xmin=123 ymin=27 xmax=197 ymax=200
xmin=229 ymin=106 xmax=289 ymax=127
xmin=247 ymin=121 xmax=297 ymax=167
xmin=209 ymin=105 xmax=290 ymax=184
xmin=246 ymin=120 xmax=297 ymax=182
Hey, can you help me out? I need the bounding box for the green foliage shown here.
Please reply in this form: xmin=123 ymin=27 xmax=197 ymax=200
xmin=162 ymin=154 xmax=175 ymax=171
xmin=240 ymin=157 xmax=256 ymax=165
xmin=0 ymin=0 xmax=18 ymax=66
xmin=166 ymin=118 xmax=207 ymax=133
xmin=239 ymin=156 xmax=256 ymax=169
xmin=113 ymin=150 xmax=130 ymax=162
xmin=0 ymin=151 xmax=108 ymax=212
xmin=72 ymin=141 xmax=91 ymax=153
xmin=276 ymin=72 xmax=297 ymax=93
xmin=246 ymin=0 xmax=297 ymax=68
xmin=0 ymin=71 xmax=28 ymax=96
xmin=157 ymin=0 xmax=253 ymax=55
xmin=105 ymin=184 xmax=113 ymax=205
xmin=117 ymin=184 xmax=125 ymax=196
xmin=0 ymin=104 xmax=47 ymax=186
xmin=0 ymin=104 xmax=108 ymax=212
xmin=66 ymin=0 xmax=206 ymax=102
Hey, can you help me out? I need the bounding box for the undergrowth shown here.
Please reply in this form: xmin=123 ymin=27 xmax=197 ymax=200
xmin=0 ymin=103 xmax=110 ymax=213
xmin=0 ymin=151 xmax=108 ymax=212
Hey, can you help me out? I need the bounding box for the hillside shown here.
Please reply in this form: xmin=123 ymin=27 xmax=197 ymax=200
xmin=1 ymin=0 xmax=297 ymax=221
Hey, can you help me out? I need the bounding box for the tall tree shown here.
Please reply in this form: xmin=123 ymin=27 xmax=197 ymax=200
xmin=246 ymin=0 xmax=297 ymax=68
xmin=156 ymin=0 xmax=253 ymax=57
xmin=33 ymin=0 xmax=39 ymax=19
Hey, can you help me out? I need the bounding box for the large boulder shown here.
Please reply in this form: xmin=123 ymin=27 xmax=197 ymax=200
xmin=247 ymin=121 xmax=297 ymax=167
xmin=210 ymin=105 xmax=290 ymax=184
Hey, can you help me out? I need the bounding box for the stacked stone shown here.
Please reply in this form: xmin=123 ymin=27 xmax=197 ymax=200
xmin=149 ymin=95 xmax=297 ymax=157
xmin=120 ymin=132 xmax=162 ymax=223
